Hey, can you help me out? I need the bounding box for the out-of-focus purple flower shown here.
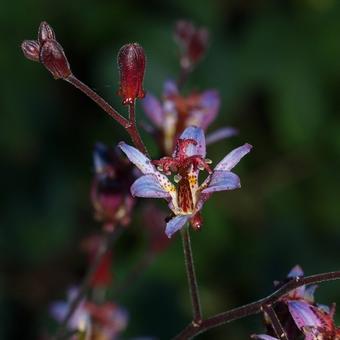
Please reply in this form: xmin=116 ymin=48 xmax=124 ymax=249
xmin=85 ymin=302 xmax=128 ymax=340
xmin=91 ymin=143 xmax=136 ymax=230
xmin=142 ymin=80 xmax=237 ymax=155
xmin=50 ymin=288 xmax=128 ymax=340
xmin=119 ymin=126 xmax=251 ymax=238
xmin=50 ymin=287 xmax=91 ymax=336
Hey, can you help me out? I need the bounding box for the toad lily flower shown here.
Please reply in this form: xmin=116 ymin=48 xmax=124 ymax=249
xmin=119 ymin=126 xmax=252 ymax=238
xmin=142 ymin=80 xmax=238 ymax=155
xmin=254 ymin=266 xmax=340 ymax=340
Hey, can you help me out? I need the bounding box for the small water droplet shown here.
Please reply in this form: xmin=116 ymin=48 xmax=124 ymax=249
xmin=174 ymin=174 xmax=182 ymax=183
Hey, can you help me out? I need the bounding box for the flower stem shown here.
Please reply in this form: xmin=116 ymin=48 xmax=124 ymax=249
xmin=262 ymin=304 xmax=289 ymax=340
xmin=65 ymin=74 xmax=147 ymax=155
xmin=180 ymin=227 xmax=202 ymax=327
xmin=126 ymin=102 xmax=148 ymax=156
xmin=172 ymin=270 xmax=340 ymax=339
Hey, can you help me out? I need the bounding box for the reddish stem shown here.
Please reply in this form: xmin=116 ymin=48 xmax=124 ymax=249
xmin=65 ymin=74 xmax=147 ymax=155
xmin=172 ymin=270 xmax=340 ymax=339
xmin=126 ymin=102 xmax=148 ymax=156
xmin=262 ymin=304 xmax=289 ymax=340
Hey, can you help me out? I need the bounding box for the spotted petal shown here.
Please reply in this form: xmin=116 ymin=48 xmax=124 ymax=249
xmin=214 ymin=143 xmax=252 ymax=171
xmin=201 ymin=171 xmax=240 ymax=194
xmin=142 ymin=93 xmax=164 ymax=128
xmin=119 ymin=142 xmax=156 ymax=174
xmin=178 ymin=126 xmax=206 ymax=158
xmin=165 ymin=215 xmax=190 ymax=238
xmin=205 ymin=127 xmax=238 ymax=145
xmin=288 ymin=301 xmax=322 ymax=330
xmin=131 ymin=174 xmax=171 ymax=198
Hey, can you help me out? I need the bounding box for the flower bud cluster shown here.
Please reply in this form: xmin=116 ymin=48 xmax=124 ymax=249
xmin=21 ymin=21 xmax=71 ymax=79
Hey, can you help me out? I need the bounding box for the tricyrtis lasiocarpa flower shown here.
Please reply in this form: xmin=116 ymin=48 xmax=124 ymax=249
xmin=142 ymin=80 xmax=237 ymax=155
xmin=119 ymin=126 xmax=252 ymax=238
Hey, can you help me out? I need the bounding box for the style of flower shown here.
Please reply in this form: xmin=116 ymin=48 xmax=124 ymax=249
xmin=142 ymin=79 xmax=238 ymax=155
xmin=91 ymin=143 xmax=136 ymax=230
xmin=254 ymin=266 xmax=340 ymax=340
xmin=119 ymin=126 xmax=252 ymax=238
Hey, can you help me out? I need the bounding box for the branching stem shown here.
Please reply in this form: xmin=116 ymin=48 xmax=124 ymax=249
xmin=173 ymin=270 xmax=340 ymax=339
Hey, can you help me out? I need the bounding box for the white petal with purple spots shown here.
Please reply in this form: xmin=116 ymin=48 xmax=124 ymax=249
xmin=131 ymin=174 xmax=171 ymax=198
xmin=201 ymin=171 xmax=240 ymax=194
xmin=215 ymin=143 xmax=252 ymax=171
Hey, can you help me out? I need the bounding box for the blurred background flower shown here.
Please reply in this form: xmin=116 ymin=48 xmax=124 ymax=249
xmin=2 ymin=0 xmax=340 ymax=339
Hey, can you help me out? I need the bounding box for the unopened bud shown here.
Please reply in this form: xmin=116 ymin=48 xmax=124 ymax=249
xmin=39 ymin=40 xmax=71 ymax=79
xmin=21 ymin=40 xmax=40 ymax=62
xmin=117 ymin=43 xmax=146 ymax=105
xmin=38 ymin=21 xmax=55 ymax=44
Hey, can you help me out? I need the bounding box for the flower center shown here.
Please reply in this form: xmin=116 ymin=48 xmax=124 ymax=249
xmin=177 ymin=176 xmax=194 ymax=214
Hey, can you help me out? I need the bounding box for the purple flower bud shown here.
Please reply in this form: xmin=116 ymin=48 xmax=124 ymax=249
xmin=117 ymin=43 xmax=146 ymax=105
xmin=21 ymin=40 xmax=40 ymax=62
xmin=38 ymin=21 xmax=55 ymax=44
xmin=39 ymin=39 xmax=71 ymax=79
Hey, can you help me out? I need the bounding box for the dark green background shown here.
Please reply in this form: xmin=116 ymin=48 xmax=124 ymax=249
xmin=2 ymin=0 xmax=340 ymax=339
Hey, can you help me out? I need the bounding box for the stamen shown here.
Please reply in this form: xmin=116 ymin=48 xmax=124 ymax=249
xmin=157 ymin=165 xmax=164 ymax=172
xmin=197 ymin=164 xmax=205 ymax=171
xmin=205 ymin=158 xmax=212 ymax=164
